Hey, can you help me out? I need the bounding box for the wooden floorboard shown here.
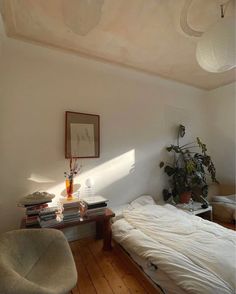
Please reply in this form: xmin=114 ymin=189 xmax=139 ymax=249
xmin=113 ymin=245 xmax=161 ymax=294
xmin=70 ymin=239 xmax=161 ymax=294
xmin=214 ymin=220 xmax=236 ymax=231
xmin=89 ymin=241 xmax=131 ymax=294
xmin=70 ymin=242 xmax=96 ymax=294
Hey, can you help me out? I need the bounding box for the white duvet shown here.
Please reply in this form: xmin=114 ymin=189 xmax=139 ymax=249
xmin=112 ymin=204 xmax=236 ymax=294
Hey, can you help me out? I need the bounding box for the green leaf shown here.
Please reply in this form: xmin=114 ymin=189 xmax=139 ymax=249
xmin=159 ymin=162 xmax=165 ymax=168
xmin=197 ymin=137 xmax=207 ymax=153
xmin=166 ymin=146 xmax=173 ymax=152
xmin=164 ymin=166 xmax=176 ymax=176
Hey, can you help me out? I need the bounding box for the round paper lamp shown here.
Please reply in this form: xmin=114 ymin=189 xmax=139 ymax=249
xmin=196 ymin=17 xmax=236 ymax=73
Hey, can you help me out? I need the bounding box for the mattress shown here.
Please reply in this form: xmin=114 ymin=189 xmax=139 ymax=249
xmin=111 ymin=202 xmax=236 ymax=294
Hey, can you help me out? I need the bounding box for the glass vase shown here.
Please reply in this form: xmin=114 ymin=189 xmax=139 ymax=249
xmin=66 ymin=177 xmax=73 ymax=200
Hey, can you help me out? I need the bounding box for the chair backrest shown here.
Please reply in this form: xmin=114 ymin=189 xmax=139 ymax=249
xmin=0 ymin=229 xmax=59 ymax=277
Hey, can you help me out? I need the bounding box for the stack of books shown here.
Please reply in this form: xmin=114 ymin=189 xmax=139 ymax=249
xmin=18 ymin=191 xmax=58 ymax=228
xmin=24 ymin=203 xmax=49 ymax=228
xmin=82 ymin=196 xmax=108 ymax=217
xmin=61 ymin=198 xmax=80 ymax=223
xmin=39 ymin=207 xmax=60 ymax=228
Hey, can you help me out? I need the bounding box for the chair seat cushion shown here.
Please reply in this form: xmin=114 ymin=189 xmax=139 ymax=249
xmin=0 ymin=229 xmax=77 ymax=294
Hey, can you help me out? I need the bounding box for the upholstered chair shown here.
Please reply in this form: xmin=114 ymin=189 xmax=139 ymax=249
xmin=0 ymin=229 xmax=77 ymax=294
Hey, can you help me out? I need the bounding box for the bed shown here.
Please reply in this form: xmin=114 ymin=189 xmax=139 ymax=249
xmin=111 ymin=196 xmax=236 ymax=294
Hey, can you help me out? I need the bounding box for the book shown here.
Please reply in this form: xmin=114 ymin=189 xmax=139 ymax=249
xmin=87 ymin=202 xmax=107 ymax=210
xmin=40 ymin=219 xmax=60 ymax=228
xmin=63 ymin=210 xmax=79 ymax=216
xmin=82 ymin=196 xmax=108 ymax=205
xmin=60 ymin=198 xmax=80 ymax=206
xmin=63 ymin=215 xmax=80 ymax=221
xmin=40 ymin=214 xmax=57 ymax=221
xmin=25 ymin=216 xmax=40 ymax=227
xmin=86 ymin=207 xmax=106 ymax=213
xmin=20 ymin=200 xmax=52 ymax=207
xmin=26 ymin=203 xmax=48 ymax=210
xmin=39 ymin=207 xmax=58 ymax=216
xmin=26 ymin=204 xmax=49 ymax=215
xmin=26 ymin=210 xmax=42 ymax=216
xmin=63 ymin=213 xmax=80 ymax=223
xmin=60 ymin=198 xmax=79 ymax=205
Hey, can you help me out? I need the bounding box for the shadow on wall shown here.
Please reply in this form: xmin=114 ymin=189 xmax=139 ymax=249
xmin=26 ymin=148 xmax=164 ymax=206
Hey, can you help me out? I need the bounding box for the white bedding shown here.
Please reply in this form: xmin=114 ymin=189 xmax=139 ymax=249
xmin=125 ymin=245 xmax=187 ymax=294
xmin=112 ymin=204 xmax=236 ymax=294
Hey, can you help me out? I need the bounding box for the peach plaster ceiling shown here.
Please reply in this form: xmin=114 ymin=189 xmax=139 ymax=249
xmin=0 ymin=0 xmax=235 ymax=89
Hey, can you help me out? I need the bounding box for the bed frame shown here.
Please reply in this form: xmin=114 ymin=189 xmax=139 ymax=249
xmin=113 ymin=240 xmax=165 ymax=294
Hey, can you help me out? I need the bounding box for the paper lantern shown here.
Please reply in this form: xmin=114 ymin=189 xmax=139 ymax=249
xmin=196 ymin=17 xmax=236 ymax=73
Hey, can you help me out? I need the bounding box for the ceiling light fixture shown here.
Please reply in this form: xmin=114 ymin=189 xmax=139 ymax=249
xmin=62 ymin=0 xmax=104 ymax=36
xmin=181 ymin=0 xmax=236 ymax=73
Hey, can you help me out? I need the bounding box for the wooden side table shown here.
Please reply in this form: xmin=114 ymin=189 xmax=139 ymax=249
xmin=21 ymin=208 xmax=115 ymax=251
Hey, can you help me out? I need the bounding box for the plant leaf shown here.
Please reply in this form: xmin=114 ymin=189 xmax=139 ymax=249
xmin=159 ymin=162 xmax=165 ymax=168
xmin=164 ymin=166 xmax=176 ymax=176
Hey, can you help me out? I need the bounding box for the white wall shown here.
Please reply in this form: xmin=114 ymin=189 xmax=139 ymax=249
xmin=205 ymin=83 xmax=236 ymax=195
xmin=0 ymin=36 xmax=209 ymax=233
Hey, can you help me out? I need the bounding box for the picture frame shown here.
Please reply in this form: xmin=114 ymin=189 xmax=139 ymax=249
xmin=65 ymin=111 xmax=100 ymax=158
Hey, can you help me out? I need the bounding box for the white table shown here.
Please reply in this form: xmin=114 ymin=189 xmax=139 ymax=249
xmin=177 ymin=202 xmax=213 ymax=221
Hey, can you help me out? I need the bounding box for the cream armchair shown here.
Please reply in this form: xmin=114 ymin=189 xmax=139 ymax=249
xmin=0 ymin=229 xmax=77 ymax=294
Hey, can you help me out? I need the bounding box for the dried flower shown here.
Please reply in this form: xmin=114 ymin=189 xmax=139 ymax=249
xmin=64 ymin=158 xmax=82 ymax=180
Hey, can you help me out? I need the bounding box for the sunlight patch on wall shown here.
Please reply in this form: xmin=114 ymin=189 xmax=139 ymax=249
xmin=47 ymin=149 xmax=135 ymax=200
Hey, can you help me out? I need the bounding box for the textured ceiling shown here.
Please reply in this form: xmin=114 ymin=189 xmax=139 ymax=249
xmin=0 ymin=0 xmax=235 ymax=89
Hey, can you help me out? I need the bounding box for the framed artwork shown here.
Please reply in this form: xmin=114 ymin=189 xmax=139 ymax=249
xmin=65 ymin=111 xmax=100 ymax=158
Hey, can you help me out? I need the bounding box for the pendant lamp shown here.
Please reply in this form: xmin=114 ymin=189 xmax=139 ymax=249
xmin=180 ymin=0 xmax=236 ymax=73
xmin=196 ymin=17 xmax=236 ymax=73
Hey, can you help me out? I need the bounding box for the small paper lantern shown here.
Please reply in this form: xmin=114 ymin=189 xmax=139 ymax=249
xmin=196 ymin=17 xmax=236 ymax=73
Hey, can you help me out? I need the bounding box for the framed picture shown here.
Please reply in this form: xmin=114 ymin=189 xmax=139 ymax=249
xmin=65 ymin=111 xmax=100 ymax=158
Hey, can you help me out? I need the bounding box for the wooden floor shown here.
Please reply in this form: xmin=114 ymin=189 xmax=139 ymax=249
xmin=214 ymin=220 xmax=236 ymax=231
xmin=70 ymin=239 xmax=161 ymax=294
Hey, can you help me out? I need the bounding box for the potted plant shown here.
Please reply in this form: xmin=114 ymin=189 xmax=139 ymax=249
xmin=160 ymin=125 xmax=219 ymax=205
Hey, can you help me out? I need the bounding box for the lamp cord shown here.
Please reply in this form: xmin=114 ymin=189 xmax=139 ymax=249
xmin=220 ymin=4 xmax=224 ymax=18
xmin=220 ymin=0 xmax=232 ymax=18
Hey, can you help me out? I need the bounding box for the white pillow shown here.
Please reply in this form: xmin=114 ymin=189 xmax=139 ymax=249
xmin=130 ymin=195 xmax=156 ymax=208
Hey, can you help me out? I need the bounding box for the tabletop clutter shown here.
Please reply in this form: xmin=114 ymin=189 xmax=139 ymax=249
xmin=18 ymin=192 xmax=109 ymax=228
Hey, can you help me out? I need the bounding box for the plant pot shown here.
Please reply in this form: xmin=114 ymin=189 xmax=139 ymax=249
xmin=180 ymin=191 xmax=192 ymax=204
